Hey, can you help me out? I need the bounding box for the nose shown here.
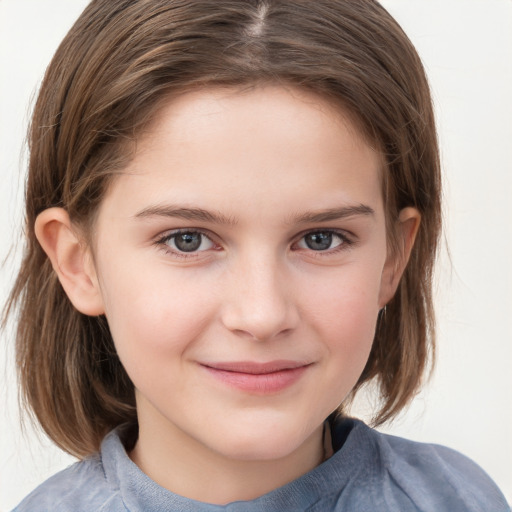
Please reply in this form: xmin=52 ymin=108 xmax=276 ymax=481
xmin=220 ymin=254 xmax=299 ymax=341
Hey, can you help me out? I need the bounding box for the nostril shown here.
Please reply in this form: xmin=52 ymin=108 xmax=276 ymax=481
xmin=241 ymin=326 xmax=295 ymax=342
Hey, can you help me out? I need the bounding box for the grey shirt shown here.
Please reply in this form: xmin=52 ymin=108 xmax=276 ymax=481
xmin=13 ymin=418 xmax=510 ymax=511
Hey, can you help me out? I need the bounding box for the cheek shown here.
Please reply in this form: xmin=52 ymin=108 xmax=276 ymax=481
xmin=303 ymin=265 xmax=382 ymax=359
xmin=97 ymin=259 xmax=217 ymax=370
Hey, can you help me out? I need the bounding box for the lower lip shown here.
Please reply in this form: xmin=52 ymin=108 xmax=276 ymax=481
xmin=201 ymin=365 xmax=309 ymax=394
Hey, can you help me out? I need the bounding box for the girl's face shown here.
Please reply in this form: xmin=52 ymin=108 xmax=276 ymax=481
xmin=90 ymin=86 xmax=401 ymax=466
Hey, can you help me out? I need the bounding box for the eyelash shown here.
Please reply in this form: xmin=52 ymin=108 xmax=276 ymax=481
xmin=154 ymin=229 xmax=218 ymax=259
xmin=154 ymin=228 xmax=355 ymax=258
xmin=293 ymin=229 xmax=354 ymax=255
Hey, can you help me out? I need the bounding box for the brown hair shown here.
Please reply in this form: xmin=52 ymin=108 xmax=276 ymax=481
xmin=5 ymin=0 xmax=441 ymax=457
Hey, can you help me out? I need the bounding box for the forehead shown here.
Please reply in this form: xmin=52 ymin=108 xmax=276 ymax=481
xmin=99 ymin=85 xmax=384 ymax=223
xmin=142 ymin=85 xmax=376 ymax=159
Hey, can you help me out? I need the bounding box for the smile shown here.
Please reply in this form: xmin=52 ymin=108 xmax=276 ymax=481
xmin=200 ymin=361 xmax=312 ymax=394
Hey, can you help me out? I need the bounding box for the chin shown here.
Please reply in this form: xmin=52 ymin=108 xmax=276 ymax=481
xmin=208 ymin=419 xmax=319 ymax=462
xmin=219 ymin=436 xmax=299 ymax=462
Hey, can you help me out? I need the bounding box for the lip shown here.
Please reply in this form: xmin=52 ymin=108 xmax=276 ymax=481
xmin=200 ymin=360 xmax=312 ymax=394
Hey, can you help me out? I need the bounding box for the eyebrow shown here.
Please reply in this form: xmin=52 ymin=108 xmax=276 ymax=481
xmin=290 ymin=204 xmax=375 ymax=224
xmin=134 ymin=205 xmax=238 ymax=226
xmin=134 ymin=203 xmax=374 ymax=225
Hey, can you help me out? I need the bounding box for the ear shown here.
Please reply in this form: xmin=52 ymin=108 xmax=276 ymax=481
xmin=378 ymin=207 xmax=421 ymax=308
xmin=35 ymin=207 xmax=105 ymax=316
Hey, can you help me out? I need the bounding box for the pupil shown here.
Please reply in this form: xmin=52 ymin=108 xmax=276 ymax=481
xmin=306 ymin=232 xmax=332 ymax=251
xmin=175 ymin=232 xmax=202 ymax=252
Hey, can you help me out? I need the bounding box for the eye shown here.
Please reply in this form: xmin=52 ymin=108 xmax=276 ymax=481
xmin=159 ymin=230 xmax=215 ymax=253
xmin=296 ymin=231 xmax=347 ymax=251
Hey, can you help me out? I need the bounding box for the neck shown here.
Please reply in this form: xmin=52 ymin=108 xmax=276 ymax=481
xmin=130 ymin=418 xmax=325 ymax=505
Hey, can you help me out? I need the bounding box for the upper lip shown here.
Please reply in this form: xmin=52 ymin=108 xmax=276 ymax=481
xmin=200 ymin=360 xmax=311 ymax=374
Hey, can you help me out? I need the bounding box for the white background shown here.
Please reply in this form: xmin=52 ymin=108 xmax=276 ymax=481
xmin=1 ymin=0 xmax=511 ymax=509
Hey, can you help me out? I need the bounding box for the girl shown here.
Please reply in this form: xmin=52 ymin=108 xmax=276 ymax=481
xmin=4 ymin=0 xmax=510 ymax=510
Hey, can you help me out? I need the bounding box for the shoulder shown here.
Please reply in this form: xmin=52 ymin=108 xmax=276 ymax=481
xmin=12 ymin=439 xmax=126 ymax=512
xmin=356 ymin=421 xmax=510 ymax=511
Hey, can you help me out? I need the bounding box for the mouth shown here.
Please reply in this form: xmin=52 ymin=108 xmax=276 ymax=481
xmin=199 ymin=360 xmax=312 ymax=394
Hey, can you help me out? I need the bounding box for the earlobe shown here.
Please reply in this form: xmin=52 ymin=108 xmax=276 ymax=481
xmin=379 ymin=207 xmax=421 ymax=308
xmin=35 ymin=208 xmax=105 ymax=316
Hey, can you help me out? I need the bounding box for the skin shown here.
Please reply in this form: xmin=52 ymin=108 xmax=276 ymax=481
xmin=36 ymin=86 xmax=419 ymax=504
